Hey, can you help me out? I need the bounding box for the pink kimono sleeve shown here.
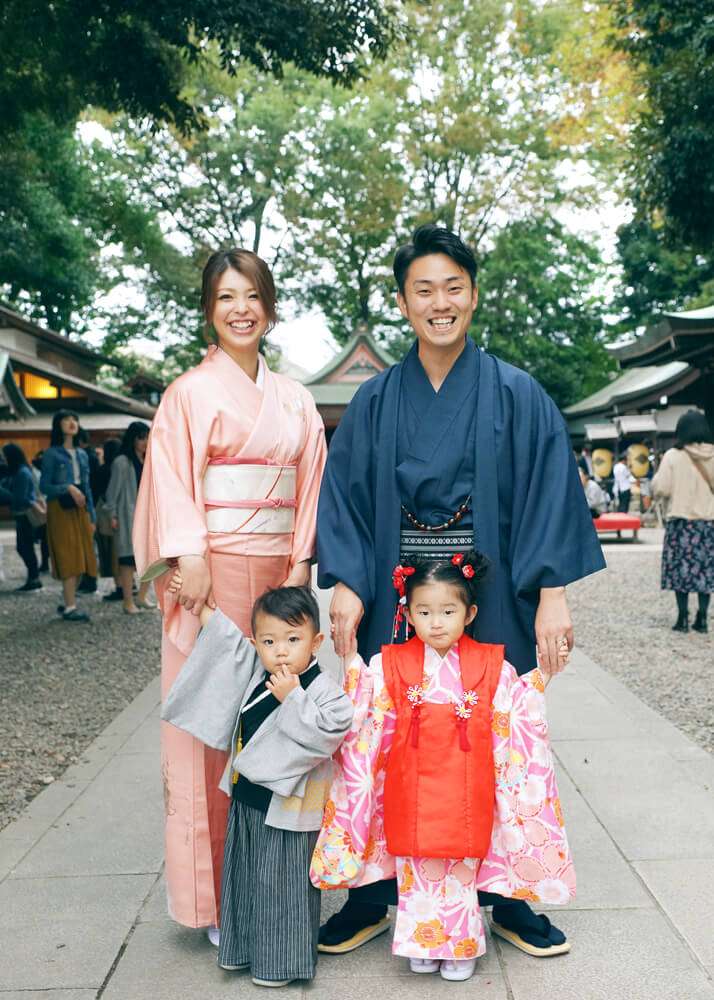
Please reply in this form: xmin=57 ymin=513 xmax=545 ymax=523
xmin=133 ymin=381 xmax=209 ymax=577
xmin=290 ymin=392 xmax=326 ymax=568
xmin=477 ymin=664 xmax=575 ymax=904
xmin=310 ymin=654 xmax=397 ymax=890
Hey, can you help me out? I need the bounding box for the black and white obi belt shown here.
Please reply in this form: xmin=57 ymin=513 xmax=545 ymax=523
xmin=399 ymin=527 xmax=473 ymax=563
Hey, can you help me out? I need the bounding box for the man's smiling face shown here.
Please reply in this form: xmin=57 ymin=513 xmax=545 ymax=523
xmin=397 ymin=252 xmax=478 ymax=352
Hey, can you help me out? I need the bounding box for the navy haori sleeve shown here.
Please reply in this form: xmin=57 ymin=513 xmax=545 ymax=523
xmin=505 ymin=369 xmax=606 ymax=596
xmin=316 ymin=385 xmax=377 ymax=609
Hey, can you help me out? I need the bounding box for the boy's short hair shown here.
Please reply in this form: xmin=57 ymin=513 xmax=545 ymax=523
xmin=251 ymin=586 xmax=321 ymax=636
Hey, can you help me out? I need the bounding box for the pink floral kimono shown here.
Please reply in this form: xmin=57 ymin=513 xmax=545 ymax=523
xmin=310 ymin=645 xmax=574 ymax=961
xmin=133 ymin=344 xmax=326 ymax=927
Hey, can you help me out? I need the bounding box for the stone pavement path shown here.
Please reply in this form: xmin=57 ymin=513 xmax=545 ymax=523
xmin=2 ymin=590 xmax=714 ymax=999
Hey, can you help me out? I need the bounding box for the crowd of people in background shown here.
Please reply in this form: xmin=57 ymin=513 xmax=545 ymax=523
xmin=0 ymin=412 xmax=154 ymax=623
xmin=576 ymin=444 xmax=656 ymax=518
xmin=575 ymin=411 xmax=714 ymax=635
xmin=1 ymin=401 xmax=712 ymax=643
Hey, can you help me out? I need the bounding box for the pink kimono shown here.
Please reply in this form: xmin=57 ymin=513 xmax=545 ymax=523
xmin=133 ymin=345 xmax=326 ymax=927
xmin=311 ymin=646 xmax=574 ymax=961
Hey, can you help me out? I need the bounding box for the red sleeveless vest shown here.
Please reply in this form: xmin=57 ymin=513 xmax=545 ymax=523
xmin=381 ymin=635 xmax=503 ymax=859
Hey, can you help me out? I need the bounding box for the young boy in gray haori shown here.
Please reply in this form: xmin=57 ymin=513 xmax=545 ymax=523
xmin=162 ymin=584 xmax=353 ymax=988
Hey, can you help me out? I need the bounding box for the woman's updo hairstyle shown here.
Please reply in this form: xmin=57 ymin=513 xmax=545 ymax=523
xmin=403 ymin=549 xmax=489 ymax=609
xmin=200 ymin=248 xmax=278 ymax=343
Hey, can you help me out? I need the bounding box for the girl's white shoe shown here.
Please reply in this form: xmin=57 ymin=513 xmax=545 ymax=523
xmin=440 ymin=958 xmax=477 ymax=981
xmin=206 ymin=925 xmax=220 ymax=947
xmin=410 ymin=957 xmax=441 ymax=974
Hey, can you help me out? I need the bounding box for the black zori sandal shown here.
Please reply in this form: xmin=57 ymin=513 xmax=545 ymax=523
xmin=490 ymin=905 xmax=571 ymax=957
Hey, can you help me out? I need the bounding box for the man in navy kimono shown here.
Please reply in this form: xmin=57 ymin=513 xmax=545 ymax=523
xmin=316 ymin=224 xmax=605 ymax=957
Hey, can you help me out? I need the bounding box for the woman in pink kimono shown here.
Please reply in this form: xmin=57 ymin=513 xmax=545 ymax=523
xmin=133 ymin=249 xmax=326 ymax=933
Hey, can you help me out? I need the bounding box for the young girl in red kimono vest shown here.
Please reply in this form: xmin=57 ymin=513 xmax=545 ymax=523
xmin=311 ymin=552 xmax=574 ymax=982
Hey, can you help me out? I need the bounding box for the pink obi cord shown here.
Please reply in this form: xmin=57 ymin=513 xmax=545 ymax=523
xmin=204 ymin=457 xmax=297 ymax=511
xmin=204 ymin=497 xmax=296 ymax=510
xmin=206 ymin=457 xmax=296 ymax=467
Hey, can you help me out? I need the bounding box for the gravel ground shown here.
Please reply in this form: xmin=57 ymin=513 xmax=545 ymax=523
xmin=1 ymin=525 xmax=712 ymax=832
xmin=568 ymin=528 xmax=714 ymax=754
xmin=0 ymin=531 xmax=161 ymax=832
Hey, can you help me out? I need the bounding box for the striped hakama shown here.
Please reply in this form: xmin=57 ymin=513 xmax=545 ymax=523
xmin=217 ymin=800 xmax=320 ymax=982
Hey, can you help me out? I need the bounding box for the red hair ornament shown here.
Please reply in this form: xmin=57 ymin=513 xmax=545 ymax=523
xmin=451 ymin=553 xmax=475 ymax=579
xmin=391 ymin=564 xmax=415 ymax=640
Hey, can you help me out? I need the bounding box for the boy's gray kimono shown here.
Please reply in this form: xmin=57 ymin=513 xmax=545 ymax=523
xmin=162 ymin=609 xmax=353 ymax=832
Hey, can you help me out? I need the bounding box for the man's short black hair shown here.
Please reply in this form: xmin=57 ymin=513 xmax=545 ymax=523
xmin=393 ymin=223 xmax=478 ymax=294
xmin=251 ymin=586 xmax=321 ymax=636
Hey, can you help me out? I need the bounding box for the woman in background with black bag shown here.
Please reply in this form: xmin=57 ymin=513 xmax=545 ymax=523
xmin=0 ymin=443 xmax=44 ymax=592
xmin=40 ymin=409 xmax=97 ymax=622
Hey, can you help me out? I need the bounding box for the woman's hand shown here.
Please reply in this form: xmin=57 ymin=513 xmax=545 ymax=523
xmin=67 ymin=484 xmax=86 ymax=508
xmin=176 ymin=554 xmax=214 ymax=616
xmin=111 ymin=516 xmax=119 ymax=531
xmin=329 ymin=582 xmax=364 ymax=657
xmin=281 ymin=560 xmax=311 ymax=588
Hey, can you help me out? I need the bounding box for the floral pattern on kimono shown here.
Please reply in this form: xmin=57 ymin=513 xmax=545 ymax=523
xmin=394 ymin=856 xmax=485 ymax=960
xmin=310 ymin=648 xmax=575 ymax=916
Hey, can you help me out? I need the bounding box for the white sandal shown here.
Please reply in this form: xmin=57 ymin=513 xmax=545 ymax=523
xmin=410 ymin=957 xmax=441 ymax=974
xmin=440 ymin=958 xmax=477 ymax=981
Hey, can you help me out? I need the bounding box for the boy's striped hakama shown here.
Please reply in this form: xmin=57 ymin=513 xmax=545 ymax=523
xmin=217 ymin=800 xmax=321 ymax=982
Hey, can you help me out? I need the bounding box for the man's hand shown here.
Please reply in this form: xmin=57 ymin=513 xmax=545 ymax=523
xmin=281 ymin=560 xmax=311 ymax=588
xmin=67 ymin=484 xmax=86 ymax=508
xmin=266 ymin=665 xmax=299 ymax=702
xmin=176 ymin=554 xmax=214 ymax=616
xmin=535 ymin=586 xmax=573 ymax=676
xmin=329 ymin=582 xmax=364 ymax=657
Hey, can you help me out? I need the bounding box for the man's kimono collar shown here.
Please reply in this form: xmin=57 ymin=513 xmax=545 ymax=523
xmin=401 ymin=338 xmax=479 ymax=465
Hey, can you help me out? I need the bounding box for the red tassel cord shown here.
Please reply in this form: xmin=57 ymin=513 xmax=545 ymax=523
xmin=456 ymin=716 xmax=470 ymax=751
xmin=410 ymin=705 xmax=421 ymax=748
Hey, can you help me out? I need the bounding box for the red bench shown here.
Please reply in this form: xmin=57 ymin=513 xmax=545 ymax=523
xmin=593 ymin=512 xmax=641 ymax=541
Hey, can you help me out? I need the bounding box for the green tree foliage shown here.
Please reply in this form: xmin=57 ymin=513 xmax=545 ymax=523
xmin=614 ymin=217 xmax=714 ymax=327
xmin=0 ymin=116 xmax=102 ymax=331
xmin=0 ymin=1 xmax=399 ymax=332
xmin=612 ymin=0 xmax=714 ymax=249
xmin=474 ymin=217 xmax=615 ymax=409
xmin=81 ymin=63 xmax=318 ymax=359
xmin=277 ymin=0 xmax=618 ymax=372
xmin=0 ymin=0 xmax=400 ymax=132
xmin=75 ymin=0 xmax=617 ymax=407
xmin=279 ymin=75 xmax=409 ymax=341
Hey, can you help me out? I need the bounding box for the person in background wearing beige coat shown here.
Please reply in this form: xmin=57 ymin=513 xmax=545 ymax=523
xmin=652 ymin=410 xmax=714 ymax=633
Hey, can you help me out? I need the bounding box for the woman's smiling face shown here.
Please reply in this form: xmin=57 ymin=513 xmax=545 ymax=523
xmin=211 ymin=267 xmax=269 ymax=357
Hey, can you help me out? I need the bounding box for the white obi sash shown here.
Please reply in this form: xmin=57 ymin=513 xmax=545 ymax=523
xmin=203 ymin=458 xmax=296 ymax=534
